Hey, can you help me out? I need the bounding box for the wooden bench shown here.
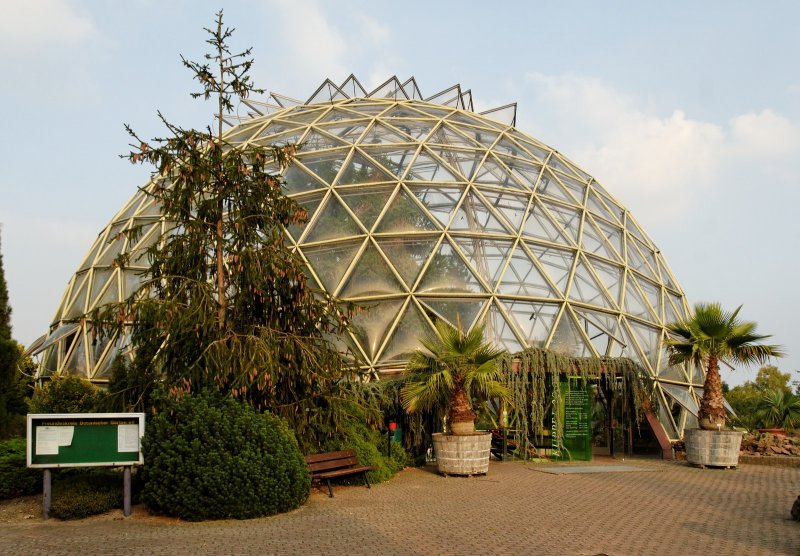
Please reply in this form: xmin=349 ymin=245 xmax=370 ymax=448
xmin=304 ymin=449 xmax=376 ymax=498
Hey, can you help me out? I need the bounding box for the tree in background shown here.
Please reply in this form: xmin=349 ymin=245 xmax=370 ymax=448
xmin=92 ymin=12 xmax=361 ymax=447
xmin=0 ymin=228 xmax=35 ymax=438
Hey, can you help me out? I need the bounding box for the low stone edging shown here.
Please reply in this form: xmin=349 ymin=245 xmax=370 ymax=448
xmin=738 ymin=454 xmax=800 ymax=468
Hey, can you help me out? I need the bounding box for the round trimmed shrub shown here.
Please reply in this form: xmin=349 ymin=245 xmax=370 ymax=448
xmin=141 ymin=391 xmax=310 ymax=521
xmin=28 ymin=375 xmax=108 ymax=413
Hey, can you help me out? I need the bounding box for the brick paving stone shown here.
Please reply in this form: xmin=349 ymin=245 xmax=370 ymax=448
xmin=0 ymin=457 xmax=797 ymax=555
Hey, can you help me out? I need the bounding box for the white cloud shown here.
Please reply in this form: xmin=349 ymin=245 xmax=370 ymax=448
xmin=517 ymin=73 xmax=800 ymax=224
xmin=268 ymin=0 xmax=349 ymax=85
xmin=0 ymin=0 xmax=95 ymax=49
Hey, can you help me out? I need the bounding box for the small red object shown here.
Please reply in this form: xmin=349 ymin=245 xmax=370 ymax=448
xmin=389 ymin=422 xmax=397 ymax=431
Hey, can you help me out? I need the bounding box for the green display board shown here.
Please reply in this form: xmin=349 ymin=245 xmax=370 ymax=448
xmin=27 ymin=413 xmax=145 ymax=468
xmin=553 ymin=379 xmax=592 ymax=461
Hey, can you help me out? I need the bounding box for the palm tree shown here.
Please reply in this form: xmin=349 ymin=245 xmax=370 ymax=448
xmin=401 ymin=320 xmax=510 ymax=435
xmin=666 ymin=303 xmax=784 ymax=430
xmin=757 ymin=389 xmax=800 ymax=431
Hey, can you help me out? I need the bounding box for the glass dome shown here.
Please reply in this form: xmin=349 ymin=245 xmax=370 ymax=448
xmin=33 ymin=76 xmax=702 ymax=439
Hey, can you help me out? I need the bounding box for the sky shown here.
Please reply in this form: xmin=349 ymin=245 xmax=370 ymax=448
xmin=1 ymin=0 xmax=798 ymax=388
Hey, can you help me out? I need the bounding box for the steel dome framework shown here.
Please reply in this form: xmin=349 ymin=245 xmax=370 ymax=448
xmin=33 ymin=75 xmax=705 ymax=439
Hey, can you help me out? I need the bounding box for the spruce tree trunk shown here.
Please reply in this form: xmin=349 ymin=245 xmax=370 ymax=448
xmin=698 ymin=355 xmax=726 ymax=429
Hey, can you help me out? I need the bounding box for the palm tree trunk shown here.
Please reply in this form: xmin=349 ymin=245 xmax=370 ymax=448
xmin=698 ymin=355 xmax=726 ymax=429
xmin=449 ymin=383 xmax=476 ymax=434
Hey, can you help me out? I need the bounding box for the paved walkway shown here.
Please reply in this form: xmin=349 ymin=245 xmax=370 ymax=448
xmin=2 ymin=458 xmax=798 ymax=555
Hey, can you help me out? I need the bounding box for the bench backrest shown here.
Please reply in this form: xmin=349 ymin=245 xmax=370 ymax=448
xmin=305 ymin=449 xmax=360 ymax=475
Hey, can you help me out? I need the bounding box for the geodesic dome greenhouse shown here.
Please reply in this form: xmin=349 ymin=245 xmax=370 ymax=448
xmin=31 ymin=76 xmax=705 ymax=439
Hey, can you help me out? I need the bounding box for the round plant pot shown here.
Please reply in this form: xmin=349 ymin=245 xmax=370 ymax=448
xmin=684 ymin=429 xmax=744 ymax=469
xmin=432 ymin=432 xmax=491 ymax=476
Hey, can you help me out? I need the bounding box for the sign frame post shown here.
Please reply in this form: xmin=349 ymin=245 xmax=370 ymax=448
xmin=27 ymin=413 xmax=145 ymax=519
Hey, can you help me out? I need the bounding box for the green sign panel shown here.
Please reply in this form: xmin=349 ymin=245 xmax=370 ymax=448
xmin=553 ymin=379 xmax=592 ymax=461
xmin=27 ymin=413 xmax=145 ymax=468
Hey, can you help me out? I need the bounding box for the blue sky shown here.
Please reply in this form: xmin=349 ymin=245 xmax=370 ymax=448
xmin=1 ymin=0 xmax=798 ymax=387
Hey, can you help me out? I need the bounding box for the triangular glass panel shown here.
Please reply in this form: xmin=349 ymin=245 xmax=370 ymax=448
xmin=541 ymin=201 xmax=580 ymax=243
xmin=368 ymin=77 xmax=408 ymax=99
xmin=349 ymin=299 xmax=405 ymax=360
xmin=318 ymin=108 xmax=366 ymax=124
xmin=136 ymin=198 xmax=163 ymax=218
xmin=548 ymin=153 xmax=583 ymax=181
xmin=625 ymin=240 xmax=659 ymax=281
xmin=123 ymin=269 xmax=145 ymax=298
xmin=253 ymin=121 xmax=302 ymax=141
xmin=661 ymin=384 xmax=698 ymax=416
xmin=358 ymin=147 xmax=417 ymax=179
xmin=375 ymin=190 xmax=438 ymax=233
xmin=427 ymin=147 xmax=485 ymax=181
xmin=449 ymin=192 xmax=510 ymax=234
xmin=62 ymin=333 xmax=88 ymax=377
xmin=628 ymin=321 xmax=661 ymax=371
xmin=427 ymin=123 xmax=481 ymax=148
xmin=89 ymin=269 xmax=117 ymax=307
xmin=493 ymin=136 xmax=526 ymax=158
xmin=380 ymin=105 xmax=431 ymax=119
xmin=527 ymin=244 xmax=575 ymax=295
xmin=298 ymin=151 xmax=348 ymax=186
xmin=573 ymin=308 xmax=624 ymax=357
xmin=502 ymin=300 xmax=560 ymax=348
xmin=380 ymin=304 xmax=433 ymax=362
xmin=497 ymin=246 xmax=556 ymax=298
xmin=337 ymin=152 xmax=396 ymax=185
xmin=316 ymin=122 xmax=369 ymax=144
xmin=593 ymin=217 xmax=624 ymax=261
xmin=586 ymin=189 xmax=618 ymax=223
xmin=420 ymin=298 xmax=486 ymax=331
xmin=479 ymin=103 xmax=517 ymax=127
xmin=406 ymin=150 xmax=461 ymax=182
xmin=548 ymin=309 xmax=592 ymax=356
xmin=376 ymin=237 xmax=438 ymax=289
xmin=64 ymin=275 xmax=90 ymax=319
xmin=304 ymin=195 xmax=363 ymax=243
xmin=301 ymin=129 xmax=348 ymax=151
xmin=276 ymin=106 xmax=327 ymax=124
xmin=447 ymin=111 xmax=493 ymax=129
xmin=623 ymin=278 xmax=657 ymax=321
xmin=580 ymin=217 xmax=618 ymax=261
xmin=477 ymin=189 xmax=529 ymax=232
xmin=407 ymin=185 xmax=464 ymax=227
xmin=633 ymin=238 xmax=661 ymax=281
xmin=283 ymin=162 xmax=324 ymax=195
xmin=381 ymin=118 xmax=436 ymax=141
xmin=339 ymin=74 xmax=367 ymax=98
xmin=96 ymin=230 xmax=127 ymax=267
xmin=473 ymin=156 xmax=524 ymax=190
xmin=287 ymin=193 xmax=324 ymax=240
xmin=306 ymin=79 xmax=348 ymax=104
xmin=463 ymin=127 xmax=500 ymax=149
xmin=555 ymin=173 xmax=587 ymax=204
xmin=633 ymin=275 xmax=663 ymax=321
xmin=656 ymin=254 xmax=678 ymax=291
xmin=416 ymin=240 xmax=485 ymax=295
xmin=690 ymin=363 xmax=705 ymax=386
xmin=568 ymin=257 xmax=613 ymax=310
xmin=588 ymin=258 xmax=623 ymax=307
xmin=257 ymin=128 xmax=306 ymax=147
xmin=625 ymin=216 xmax=648 ymax=243
xmin=360 ymin=123 xmax=411 ymax=145
xmin=481 ymin=302 xmax=523 ymax=353
xmin=508 ymin=131 xmax=550 ymax=162
xmin=507 ymin=159 xmax=542 ymax=191
xmin=536 ymin=170 xmax=575 ymax=204
xmin=521 ymin=202 xmax=567 ymax=243
xmin=411 ymin=104 xmax=454 ymax=118
xmin=300 ymin=239 xmax=363 ymax=293
xmin=450 ymin=237 xmax=514 ymax=287
xmin=658 ymin=345 xmax=690 ymax=382
xmin=338 ymin=185 xmax=395 ymax=231
xmin=340 ymin=243 xmax=405 ymax=298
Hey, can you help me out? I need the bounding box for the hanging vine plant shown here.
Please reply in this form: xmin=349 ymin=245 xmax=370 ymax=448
xmin=497 ymin=348 xmax=654 ymax=458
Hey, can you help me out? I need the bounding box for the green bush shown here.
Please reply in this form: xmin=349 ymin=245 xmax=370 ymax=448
xmin=317 ymin=418 xmax=409 ymax=485
xmin=0 ymin=438 xmax=40 ymax=499
xmin=50 ymin=469 xmax=125 ymax=520
xmin=28 ymin=375 xmax=109 ymax=413
xmin=141 ymin=390 xmax=310 ymax=521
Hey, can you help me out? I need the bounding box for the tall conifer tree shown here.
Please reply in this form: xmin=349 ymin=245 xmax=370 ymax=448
xmin=0 ymin=228 xmax=21 ymax=436
xmin=94 ymin=12 xmax=357 ymax=445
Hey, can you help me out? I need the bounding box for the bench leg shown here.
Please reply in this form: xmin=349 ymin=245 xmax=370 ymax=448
xmin=363 ymin=471 xmax=371 ymax=489
xmin=326 ymin=479 xmax=334 ymax=498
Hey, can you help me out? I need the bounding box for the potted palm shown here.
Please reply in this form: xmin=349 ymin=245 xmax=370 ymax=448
xmin=666 ymin=302 xmax=784 ymax=467
xmin=401 ymin=320 xmax=510 ymax=475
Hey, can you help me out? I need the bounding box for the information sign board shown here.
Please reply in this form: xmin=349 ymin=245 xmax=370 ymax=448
xmin=553 ymin=379 xmax=592 ymax=461
xmin=27 ymin=413 xmax=145 ymax=468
